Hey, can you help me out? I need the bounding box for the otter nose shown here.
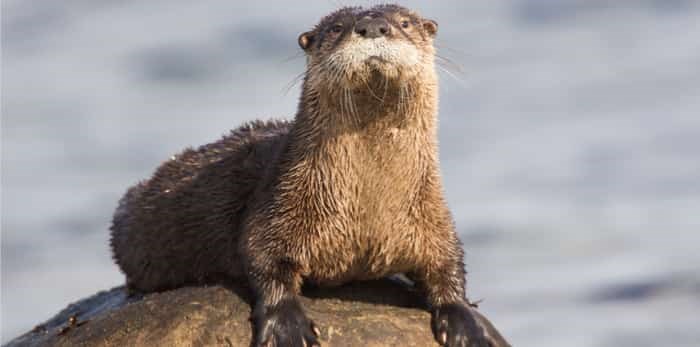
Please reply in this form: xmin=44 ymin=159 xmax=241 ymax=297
xmin=354 ymin=18 xmax=390 ymax=39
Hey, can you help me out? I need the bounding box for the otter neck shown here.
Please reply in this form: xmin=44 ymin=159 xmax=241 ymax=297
xmin=293 ymin=71 xmax=439 ymax=143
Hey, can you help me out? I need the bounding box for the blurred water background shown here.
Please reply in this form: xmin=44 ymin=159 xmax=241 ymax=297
xmin=2 ymin=0 xmax=700 ymax=345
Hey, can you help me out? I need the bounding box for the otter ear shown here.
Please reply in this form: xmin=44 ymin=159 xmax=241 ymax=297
xmin=422 ymin=19 xmax=438 ymax=37
xmin=298 ymin=31 xmax=315 ymax=51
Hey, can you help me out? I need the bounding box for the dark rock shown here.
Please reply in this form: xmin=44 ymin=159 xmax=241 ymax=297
xmin=5 ymin=279 xmax=511 ymax=347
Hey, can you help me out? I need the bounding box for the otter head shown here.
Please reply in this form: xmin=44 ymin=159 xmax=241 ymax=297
xmin=298 ymin=4 xmax=438 ymax=90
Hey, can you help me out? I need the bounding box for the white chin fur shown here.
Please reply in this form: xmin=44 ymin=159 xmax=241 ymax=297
xmin=327 ymin=35 xmax=422 ymax=82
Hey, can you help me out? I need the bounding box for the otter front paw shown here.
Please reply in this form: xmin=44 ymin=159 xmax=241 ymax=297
xmin=432 ymin=303 xmax=493 ymax=347
xmin=253 ymin=298 xmax=320 ymax=347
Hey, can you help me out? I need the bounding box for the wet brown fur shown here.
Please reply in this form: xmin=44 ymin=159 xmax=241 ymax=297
xmin=111 ymin=4 xmax=489 ymax=346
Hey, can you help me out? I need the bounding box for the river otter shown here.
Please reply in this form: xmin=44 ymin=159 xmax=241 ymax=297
xmin=111 ymin=4 xmax=496 ymax=347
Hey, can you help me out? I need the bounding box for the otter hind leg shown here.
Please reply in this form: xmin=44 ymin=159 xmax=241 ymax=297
xmin=110 ymin=120 xmax=291 ymax=294
xmin=110 ymin=183 xmax=179 ymax=293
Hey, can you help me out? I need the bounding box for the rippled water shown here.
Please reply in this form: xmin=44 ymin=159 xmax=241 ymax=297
xmin=3 ymin=1 xmax=700 ymax=345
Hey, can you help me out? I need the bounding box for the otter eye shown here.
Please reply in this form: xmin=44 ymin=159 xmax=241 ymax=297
xmin=401 ymin=20 xmax=410 ymax=28
xmin=330 ymin=24 xmax=343 ymax=33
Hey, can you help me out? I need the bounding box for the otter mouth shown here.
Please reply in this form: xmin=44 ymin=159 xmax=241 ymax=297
xmin=366 ymin=55 xmax=391 ymax=69
xmin=367 ymin=55 xmax=388 ymax=62
xmin=324 ymin=37 xmax=422 ymax=85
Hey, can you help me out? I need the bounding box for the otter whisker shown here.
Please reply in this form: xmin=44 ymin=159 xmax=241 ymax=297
xmin=405 ymin=82 xmax=414 ymax=116
xmin=340 ymin=87 xmax=348 ymax=122
xmin=434 ymin=42 xmax=474 ymax=59
xmin=340 ymin=87 xmax=349 ymax=123
xmin=279 ymin=51 xmax=305 ymax=64
xmin=396 ymin=82 xmax=403 ymax=115
xmin=403 ymin=81 xmax=417 ymax=116
xmin=361 ymin=76 xmax=384 ymax=103
xmin=344 ymin=88 xmax=351 ymax=122
xmin=435 ymin=54 xmax=464 ymax=75
xmin=282 ymin=71 xmax=307 ymax=96
xmin=344 ymin=88 xmax=352 ymax=123
xmin=345 ymin=87 xmax=360 ymax=127
xmin=351 ymin=89 xmax=360 ymax=126
xmin=398 ymin=82 xmax=408 ymax=116
xmin=436 ymin=63 xmax=466 ymax=86
xmin=324 ymin=58 xmax=344 ymax=88
xmin=381 ymin=73 xmax=389 ymax=106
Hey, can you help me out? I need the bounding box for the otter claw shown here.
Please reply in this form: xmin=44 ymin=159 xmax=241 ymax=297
xmin=432 ymin=303 xmax=492 ymax=347
xmin=439 ymin=331 xmax=448 ymax=344
xmin=254 ymin=298 xmax=319 ymax=347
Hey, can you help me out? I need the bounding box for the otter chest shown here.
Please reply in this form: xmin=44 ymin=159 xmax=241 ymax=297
xmin=346 ymin=126 xmax=426 ymax=203
xmin=305 ymin=129 xmax=428 ymax=281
